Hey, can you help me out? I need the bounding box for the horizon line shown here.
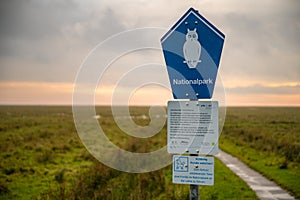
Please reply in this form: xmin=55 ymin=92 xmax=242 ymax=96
xmin=0 ymin=103 xmax=299 ymax=107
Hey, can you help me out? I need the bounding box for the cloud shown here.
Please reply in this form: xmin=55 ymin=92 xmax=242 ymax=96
xmin=0 ymin=0 xmax=130 ymax=45
xmin=0 ymin=0 xmax=299 ymax=105
xmin=0 ymin=0 xmax=83 ymax=41
xmin=0 ymin=0 xmax=128 ymax=83
xmin=219 ymin=0 xmax=300 ymax=83
xmin=227 ymin=83 xmax=300 ymax=95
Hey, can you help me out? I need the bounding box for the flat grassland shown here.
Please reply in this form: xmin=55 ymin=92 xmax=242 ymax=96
xmin=1 ymin=106 xmax=298 ymax=199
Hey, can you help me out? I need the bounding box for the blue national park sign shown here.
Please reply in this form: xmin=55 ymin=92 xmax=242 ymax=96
xmin=161 ymin=8 xmax=225 ymax=99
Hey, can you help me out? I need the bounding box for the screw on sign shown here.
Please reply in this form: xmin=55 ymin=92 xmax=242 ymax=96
xmin=161 ymin=7 xmax=225 ymax=200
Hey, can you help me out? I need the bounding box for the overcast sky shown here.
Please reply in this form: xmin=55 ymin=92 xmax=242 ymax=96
xmin=0 ymin=0 xmax=299 ymax=106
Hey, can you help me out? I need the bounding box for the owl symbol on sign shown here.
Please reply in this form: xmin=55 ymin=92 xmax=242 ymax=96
xmin=183 ymin=28 xmax=201 ymax=68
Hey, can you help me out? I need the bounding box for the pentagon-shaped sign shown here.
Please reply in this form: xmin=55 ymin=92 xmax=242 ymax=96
xmin=161 ymin=8 xmax=225 ymax=99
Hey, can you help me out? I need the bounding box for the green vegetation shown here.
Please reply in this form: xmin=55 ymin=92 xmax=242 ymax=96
xmin=220 ymin=107 xmax=300 ymax=198
xmin=0 ymin=106 xmax=258 ymax=199
xmin=0 ymin=106 xmax=94 ymax=199
xmin=2 ymin=106 xmax=299 ymax=199
xmin=37 ymin=158 xmax=257 ymax=200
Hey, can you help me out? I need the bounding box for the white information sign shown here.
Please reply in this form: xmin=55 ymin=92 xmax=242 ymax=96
xmin=173 ymin=155 xmax=214 ymax=185
xmin=167 ymin=101 xmax=218 ymax=155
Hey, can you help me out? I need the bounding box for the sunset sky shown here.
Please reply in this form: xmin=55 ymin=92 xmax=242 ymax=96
xmin=1 ymin=0 xmax=299 ymax=106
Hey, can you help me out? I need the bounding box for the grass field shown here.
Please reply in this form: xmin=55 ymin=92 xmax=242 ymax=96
xmin=0 ymin=106 xmax=94 ymax=199
xmin=1 ymin=106 xmax=298 ymax=199
xmin=220 ymin=107 xmax=300 ymax=198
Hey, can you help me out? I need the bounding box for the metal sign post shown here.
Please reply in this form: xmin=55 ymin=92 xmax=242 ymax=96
xmin=190 ymin=154 xmax=198 ymax=200
xmin=161 ymin=7 xmax=225 ymax=200
xmin=190 ymin=184 xmax=199 ymax=200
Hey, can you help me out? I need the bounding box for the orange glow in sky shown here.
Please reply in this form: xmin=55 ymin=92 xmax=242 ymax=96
xmin=0 ymin=81 xmax=299 ymax=106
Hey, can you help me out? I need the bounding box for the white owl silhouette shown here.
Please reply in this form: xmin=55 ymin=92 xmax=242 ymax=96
xmin=183 ymin=28 xmax=201 ymax=68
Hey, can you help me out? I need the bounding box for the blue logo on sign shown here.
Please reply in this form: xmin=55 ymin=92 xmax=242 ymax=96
xmin=174 ymin=156 xmax=188 ymax=172
xmin=161 ymin=8 xmax=225 ymax=99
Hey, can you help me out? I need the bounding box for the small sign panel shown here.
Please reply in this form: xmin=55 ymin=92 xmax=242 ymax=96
xmin=161 ymin=7 xmax=225 ymax=99
xmin=173 ymin=155 xmax=214 ymax=185
xmin=168 ymin=100 xmax=218 ymax=155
